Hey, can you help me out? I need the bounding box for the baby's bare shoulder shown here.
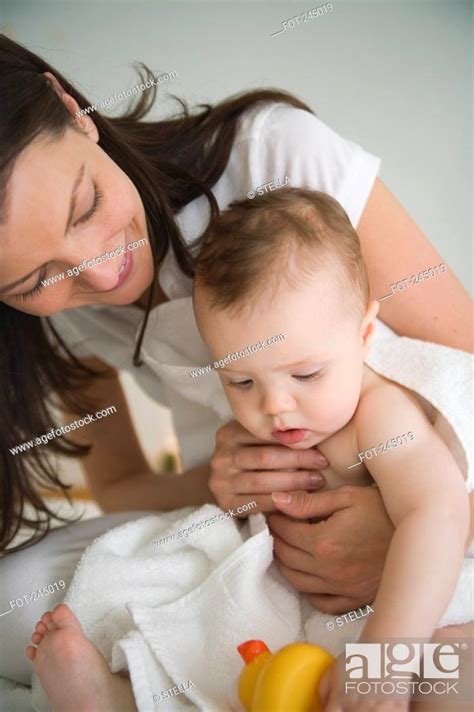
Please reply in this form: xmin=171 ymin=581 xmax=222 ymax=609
xmin=355 ymin=371 xmax=430 ymax=440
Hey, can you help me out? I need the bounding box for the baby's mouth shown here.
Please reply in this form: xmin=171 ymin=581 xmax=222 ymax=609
xmin=272 ymin=428 xmax=309 ymax=445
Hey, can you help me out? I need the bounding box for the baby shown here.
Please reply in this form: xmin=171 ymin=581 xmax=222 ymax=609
xmin=26 ymin=187 xmax=470 ymax=712
xmin=192 ymin=186 xmax=470 ymax=710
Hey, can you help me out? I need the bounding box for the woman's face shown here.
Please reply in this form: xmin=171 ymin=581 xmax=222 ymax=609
xmin=0 ymin=81 xmax=154 ymax=316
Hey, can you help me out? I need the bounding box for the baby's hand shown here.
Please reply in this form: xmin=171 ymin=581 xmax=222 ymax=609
xmin=321 ymin=656 xmax=409 ymax=712
xmin=332 ymin=700 xmax=409 ymax=712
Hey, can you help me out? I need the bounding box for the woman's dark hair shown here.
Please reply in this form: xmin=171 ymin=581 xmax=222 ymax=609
xmin=0 ymin=34 xmax=314 ymax=553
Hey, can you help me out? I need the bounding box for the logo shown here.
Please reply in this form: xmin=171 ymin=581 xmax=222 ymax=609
xmin=343 ymin=641 xmax=472 ymax=701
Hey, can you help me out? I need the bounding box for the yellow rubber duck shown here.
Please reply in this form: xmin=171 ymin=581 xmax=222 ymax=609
xmin=236 ymin=639 xmax=334 ymax=712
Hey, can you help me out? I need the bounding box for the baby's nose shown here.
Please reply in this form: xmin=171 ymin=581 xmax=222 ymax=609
xmin=261 ymin=389 xmax=296 ymax=416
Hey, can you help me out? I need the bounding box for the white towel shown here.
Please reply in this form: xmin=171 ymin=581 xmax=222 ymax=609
xmin=0 ymin=677 xmax=31 ymax=712
xmin=31 ymin=510 xmax=303 ymax=712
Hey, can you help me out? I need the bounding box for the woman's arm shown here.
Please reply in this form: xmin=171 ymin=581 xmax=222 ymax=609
xmin=61 ymin=358 xmax=214 ymax=511
xmin=358 ymin=178 xmax=473 ymax=352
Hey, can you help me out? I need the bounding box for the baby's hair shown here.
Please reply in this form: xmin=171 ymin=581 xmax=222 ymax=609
xmin=193 ymin=186 xmax=369 ymax=318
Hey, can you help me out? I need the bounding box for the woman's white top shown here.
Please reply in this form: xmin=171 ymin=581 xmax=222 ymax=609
xmin=50 ymin=102 xmax=381 ymax=469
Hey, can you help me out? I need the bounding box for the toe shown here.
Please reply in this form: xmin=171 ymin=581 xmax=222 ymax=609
xmin=35 ymin=621 xmax=47 ymax=635
xmin=25 ymin=645 xmax=36 ymax=661
xmin=31 ymin=632 xmax=42 ymax=645
xmin=51 ymin=603 xmax=82 ymax=631
xmin=41 ymin=611 xmax=57 ymax=632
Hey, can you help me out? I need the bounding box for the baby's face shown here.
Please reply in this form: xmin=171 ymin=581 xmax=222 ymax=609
xmin=195 ymin=267 xmax=377 ymax=449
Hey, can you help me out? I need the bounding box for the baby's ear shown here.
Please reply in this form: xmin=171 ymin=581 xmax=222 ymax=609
xmin=361 ymin=300 xmax=379 ymax=356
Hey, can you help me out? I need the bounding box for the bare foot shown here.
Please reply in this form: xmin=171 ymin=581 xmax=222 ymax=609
xmin=26 ymin=603 xmax=137 ymax=712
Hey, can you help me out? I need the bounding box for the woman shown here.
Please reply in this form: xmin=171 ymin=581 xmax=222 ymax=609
xmin=0 ymin=34 xmax=472 ymax=692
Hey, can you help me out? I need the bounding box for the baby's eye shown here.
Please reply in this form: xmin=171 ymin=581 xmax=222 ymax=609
xmin=226 ymin=379 xmax=253 ymax=389
xmin=294 ymin=370 xmax=322 ymax=381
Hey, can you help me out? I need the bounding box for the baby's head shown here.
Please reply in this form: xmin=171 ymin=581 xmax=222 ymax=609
xmin=192 ymin=187 xmax=379 ymax=448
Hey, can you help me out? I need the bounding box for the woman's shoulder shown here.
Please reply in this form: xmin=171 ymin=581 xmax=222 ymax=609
xmin=234 ymin=100 xmax=322 ymax=148
xmin=234 ymin=99 xmax=381 ymax=227
xmin=237 ymin=99 xmax=360 ymax=150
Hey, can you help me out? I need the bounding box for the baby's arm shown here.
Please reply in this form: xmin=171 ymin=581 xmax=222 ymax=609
xmin=353 ymin=384 xmax=470 ymax=642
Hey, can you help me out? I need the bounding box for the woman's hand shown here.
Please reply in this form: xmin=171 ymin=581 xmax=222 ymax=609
xmin=268 ymin=486 xmax=394 ymax=613
xmin=209 ymin=420 xmax=328 ymax=514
